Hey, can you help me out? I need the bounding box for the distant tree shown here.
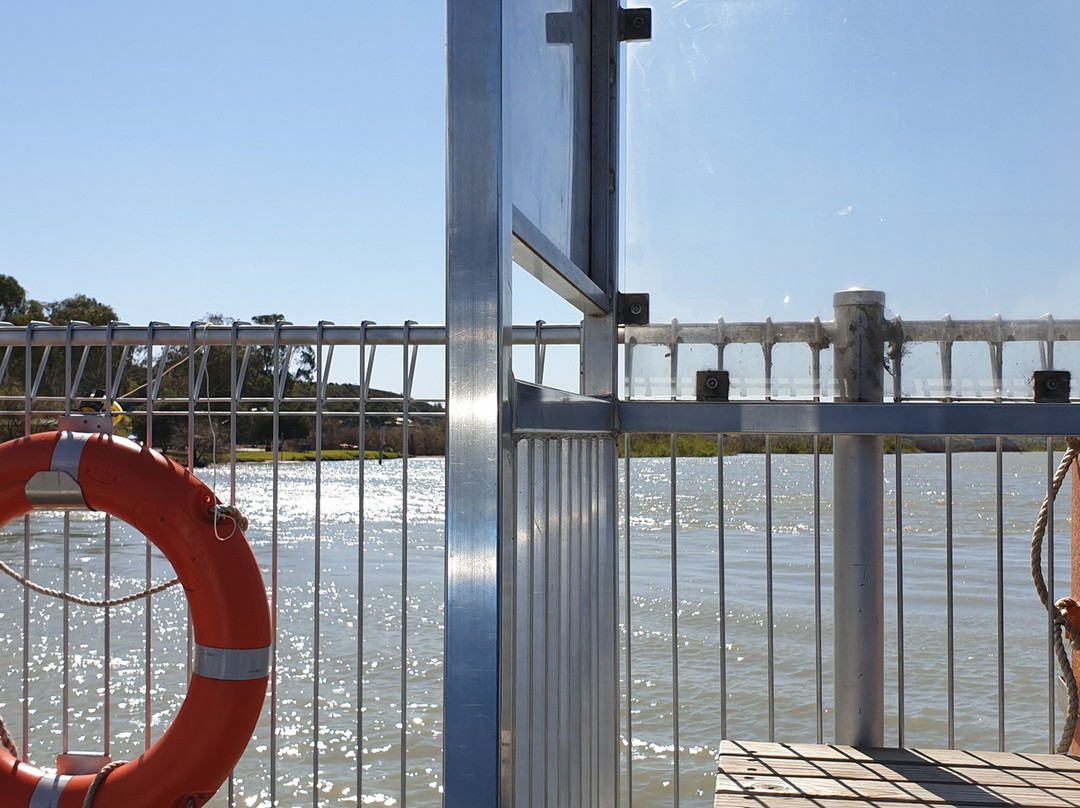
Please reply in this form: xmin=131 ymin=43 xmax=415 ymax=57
xmin=0 ymin=274 xmax=29 ymax=321
xmin=45 ymin=294 xmax=118 ymax=326
xmin=0 ymin=274 xmax=45 ymax=324
xmin=0 ymin=279 xmax=122 ymax=439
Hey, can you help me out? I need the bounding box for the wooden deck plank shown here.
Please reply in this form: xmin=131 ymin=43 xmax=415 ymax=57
xmin=715 ymin=800 xmax=978 ymax=808
xmin=717 ymin=741 xmax=1080 ymax=808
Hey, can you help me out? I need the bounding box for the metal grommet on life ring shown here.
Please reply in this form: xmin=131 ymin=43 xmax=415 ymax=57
xmin=0 ymin=431 xmax=272 ymax=808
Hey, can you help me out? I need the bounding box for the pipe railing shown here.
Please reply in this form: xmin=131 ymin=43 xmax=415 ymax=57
xmin=1 ymin=303 xmax=1079 ymax=807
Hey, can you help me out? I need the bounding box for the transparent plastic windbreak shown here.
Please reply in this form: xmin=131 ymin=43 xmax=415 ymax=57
xmin=1 ymin=322 xmax=1079 ymax=808
xmin=508 ymin=0 xmax=585 ymax=267
xmin=623 ymin=1 xmax=1080 ymax=327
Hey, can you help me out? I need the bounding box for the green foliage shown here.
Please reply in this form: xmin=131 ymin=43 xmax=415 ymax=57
xmin=45 ymin=294 xmax=118 ymax=325
xmin=0 ymin=275 xmax=44 ymax=324
xmin=619 ymin=433 xmax=837 ymax=457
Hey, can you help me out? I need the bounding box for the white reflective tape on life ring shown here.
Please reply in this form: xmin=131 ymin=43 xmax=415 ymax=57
xmin=194 ymin=644 xmax=271 ymax=681
xmin=51 ymin=431 xmax=92 ymax=478
xmin=29 ymin=773 xmax=72 ymax=808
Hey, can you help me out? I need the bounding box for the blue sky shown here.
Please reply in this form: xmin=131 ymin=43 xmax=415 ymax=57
xmin=1 ymin=2 xmax=447 ymax=327
xmin=2 ymin=2 xmax=1079 ymax=337
xmin=625 ymin=1 xmax=1080 ymax=323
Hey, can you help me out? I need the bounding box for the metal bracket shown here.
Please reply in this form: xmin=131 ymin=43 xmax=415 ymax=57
xmin=57 ymin=753 xmax=113 ymax=776
xmin=545 ymin=11 xmax=573 ymax=45
xmin=618 ymin=7 xmax=652 ymax=42
xmin=696 ymin=370 xmax=730 ymax=402
xmin=25 ymin=431 xmax=92 ymax=510
xmin=26 ymin=471 xmax=87 ymax=509
xmin=1034 ymin=370 xmax=1070 ymax=403
xmin=617 ymin=292 xmax=650 ymax=325
xmin=58 ymin=412 xmax=114 ymax=435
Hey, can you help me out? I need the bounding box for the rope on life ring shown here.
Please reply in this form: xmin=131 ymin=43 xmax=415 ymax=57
xmin=0 ymin=431 xmax=272 ymax=808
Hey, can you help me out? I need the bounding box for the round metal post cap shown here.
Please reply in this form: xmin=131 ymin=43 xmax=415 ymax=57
xmin=833 ymin=288 xmax=885 ymax=307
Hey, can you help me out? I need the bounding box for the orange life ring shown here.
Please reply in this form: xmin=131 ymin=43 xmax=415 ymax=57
xmin=0 ymin=431 xmax=272 ymax=808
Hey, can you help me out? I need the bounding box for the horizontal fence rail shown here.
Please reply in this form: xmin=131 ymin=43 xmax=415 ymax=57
xmin=0 ymin=313 xmax=1076 ymax=807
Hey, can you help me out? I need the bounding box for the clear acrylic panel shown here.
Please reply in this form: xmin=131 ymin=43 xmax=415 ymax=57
xmin=624 ymin=1 xmax=1080 ymax=324
xmin=508 ymin=0 xmax=588 ymax=267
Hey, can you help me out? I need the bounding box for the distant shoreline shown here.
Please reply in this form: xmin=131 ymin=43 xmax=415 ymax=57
xmin=185 ymin=435 xmax=1062 ymax=464
xmin=187 ymin=449 xmax=404 ymax=464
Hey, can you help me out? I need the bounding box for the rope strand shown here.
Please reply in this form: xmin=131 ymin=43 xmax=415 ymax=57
xmin=82 ymin=760 xmax=125 ymax=808
xmin=1030 ymin=436 xmax=1080 ymax=753
xmin=0 ymin=558 xmax=179 ymax=608
xmin=0 ymin=710 xmax=17 ymax=758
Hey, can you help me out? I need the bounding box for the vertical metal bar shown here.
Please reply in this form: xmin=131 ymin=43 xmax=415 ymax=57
xmin=102 ymin=513 xmax=112 ymax=757
xmin=667 ymin=320 xmax=681 ymax=807
xmin=525 ymin=440 xmax=541 ymax=808
xmin=832 ymin=289 xmax=886 ymax=747
xmin=718 ymin=434 xmax=728 ymax=743
xmin=229 ymin=324 xmax=243 ymax=507
xmin=271 ymin=322 xmax=283 ymax=807
xmin=813 ymin=334 xmax=823 ymax=744
xmin=22 ymin=324 xmax=35 ymax=757
xmin=1047 ymin=438 xmax=1057 ymax=752
xmin=814 ymin=434 xmax=823 ymax=744
xmin=559 ymin=440 xmax=571 ymax=808
xmin=21 ymin=501 xmax=30 ymax=760
xmin=62 ymin=506 xmax=71 ymax=755
xmin=144 ymin=324 xmax=157 ymax=752
xmin=939 ymin=318 xmax=954 ymax=400
xmin=989 ymin=343 xmax=1004 ymax=402
xmin=587 ymin=440 xmax=598 ymax=808
xmin=546 ymin=441 xmax=560 ymax=807
xmin=103 ymin=322 xmax=117 ymax=759
xmin=588 ymin=438 xmax=601 ymax=808
xmin=400 ymin=322 xmax=413 ymax=808
xmin=313 ymin=322 xmax=327 ymax=807
xmin=62 ymin=325 xmax=73 ymax=756
xmin=534 ymin=320 xmax=546 ymax=385
xmin=569 ymin=441 xmax=582 ymax=808
xmin=996 ymin=437 xmax=1006 ymax=751
xmin=586 ymin=4 xmax=624 ymax=793
xmin=945 ymin=437 xmax=955 ymax=748
xmin=623 ymin=433 xmax=633 ymax=808
xmin=227 ymin=330 xmax=240 ymax=808
xmin=889 ymin=323 xmax=903 ymax=402
xmin=763 ymin=318 xmax=774 ymax=400
xmin=187 ymin=325 xmax=199 ymax=690
xmin=765 ymin=437 xmax=775 ymax=741
xmin=357 ymin=323 xmax=370 ymax=805
xmin=894 ymin=439 xmax=905 ymax=748
xmin=669 ymin=433 xmax=680 ymax=808
xmin=445 ymin=0 xmax=511 ymax=801
xmin=512 ymin=442 xmax=526 ymax=808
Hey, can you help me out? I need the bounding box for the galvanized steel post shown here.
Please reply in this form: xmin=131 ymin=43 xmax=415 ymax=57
xmin=832 ymin=288 xmax=886 ymax=747
xmin=445 ymin=0 xmax=512 ymax=804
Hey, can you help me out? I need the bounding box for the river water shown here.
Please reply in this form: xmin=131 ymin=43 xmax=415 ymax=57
xmin=0 ymin=451 xmax=1072 ymax=806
